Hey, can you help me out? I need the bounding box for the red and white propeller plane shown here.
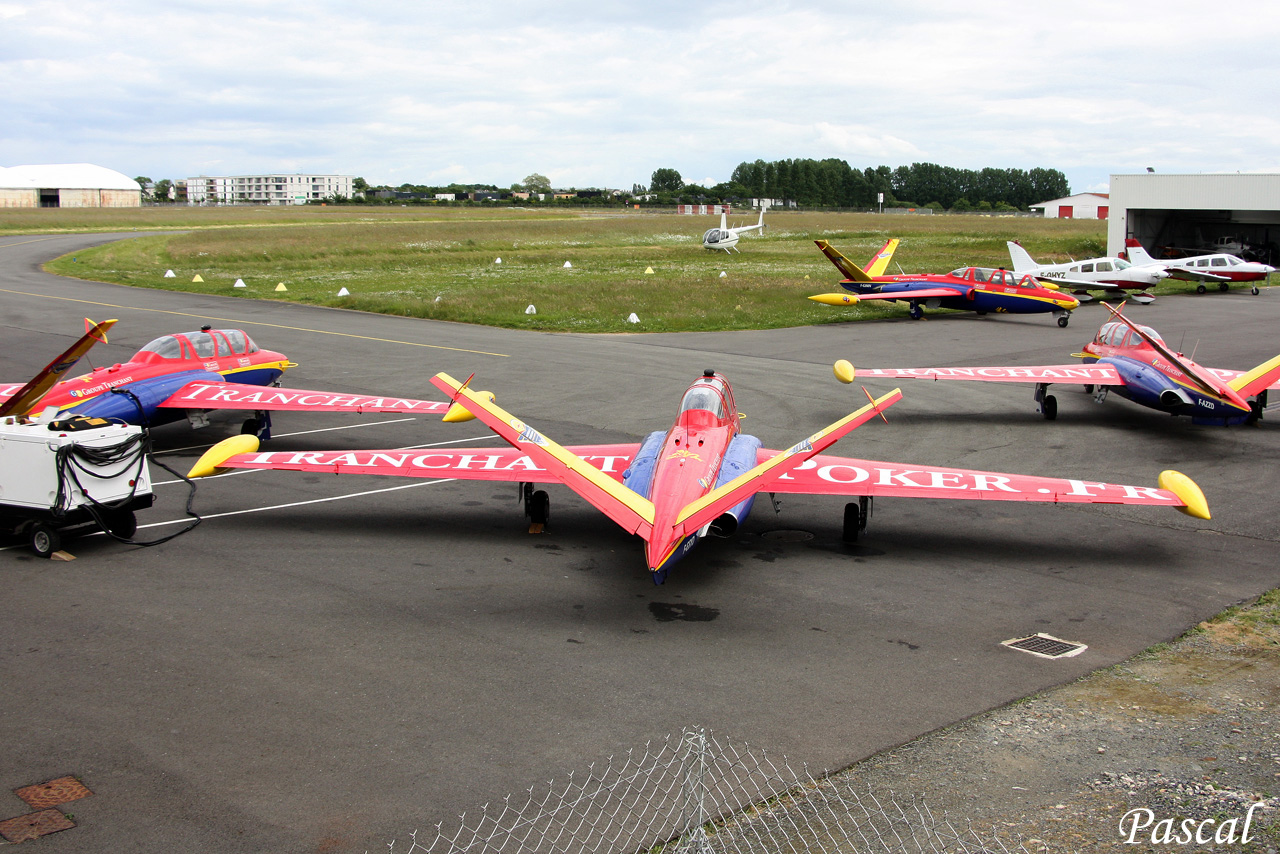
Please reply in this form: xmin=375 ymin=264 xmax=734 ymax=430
xmin=1007 ymin=241 xmax=1169 ymax=304
xmin=1122 ymin=239 xmax=1274 ymax=295
xmin=189 ymin=369 xmax=1210 ymax=584
xmin=834 ymin=302 xmax=1280 ymax=425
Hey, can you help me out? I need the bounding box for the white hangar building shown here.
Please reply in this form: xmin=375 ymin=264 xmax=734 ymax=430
xmin=0 ymin=163 xmax=141 ymax=208
xmin=1107 ymin=173 xmax=1280 ymax=264
xmin=1030 ymin=193 xmax=1110 ymax=220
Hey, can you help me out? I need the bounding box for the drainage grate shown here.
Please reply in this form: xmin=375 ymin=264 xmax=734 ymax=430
xmin=1001 ymin=633 xmax=1087 ymax=659
xmin=15 ymin=777 xmax=92 ymax=810
xmin=0 ymin=809 xmax=75 ymax=843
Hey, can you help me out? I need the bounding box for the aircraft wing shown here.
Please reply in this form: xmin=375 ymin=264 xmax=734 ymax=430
xmin=159 ymin=380 xmax=450 ymax=415
xmin=1209 ymin=361 xmax=1280 ymax=394
xmin=427 ymin=372 xmax=656 ymax=536
xmin=1164 ymin=267 xmax=1230 ymax=283
xmin=843 ymin=363 xmax=1124 ymax=386
xmin=189 ymin=442 xmax=639 ymax=485
xmin=0 ymin=318 xmax=117 ymax=418
xmin=1034 ymin=276 xmax=1127 ymax=292
xmin=763 ymin=453 xmax=1209 ymax=519
xmin=851 ymin=287 xmax=965 ymax=301
xmin=670 ymin=388 xmax=903 ymax=537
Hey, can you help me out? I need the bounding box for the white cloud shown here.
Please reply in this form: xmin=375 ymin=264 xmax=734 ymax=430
xmin=2 ymin=0 xmax=1279 ymax=193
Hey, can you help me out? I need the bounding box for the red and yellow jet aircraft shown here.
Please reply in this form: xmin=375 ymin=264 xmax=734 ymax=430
xmin=189 ymin=369 xmax=1209 ymax=584
xmin=808 ymin=239 xmax=1081 ymax=326
xmin=0 ymin=323 xmax=449 ymax=436
xmin=834 ymin=302 xmax=1280 ymax=425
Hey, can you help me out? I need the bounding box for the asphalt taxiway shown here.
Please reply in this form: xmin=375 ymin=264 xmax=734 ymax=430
xmin=1 ymin=233 xmax=1276 ymax=852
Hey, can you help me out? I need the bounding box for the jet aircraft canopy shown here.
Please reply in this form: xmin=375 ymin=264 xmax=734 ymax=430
xmin=1095 ymin=321 xmax=1163 ymax=348
xmin=949 ymin=267 xmax=1041 ymax=288
xmin=135 ymin=329 xmax=262 ymax=362
xmin=677 ymin=373 xmax=736 ymax=421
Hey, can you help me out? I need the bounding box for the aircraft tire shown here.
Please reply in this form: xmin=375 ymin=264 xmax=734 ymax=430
xmin=1252 ymin=286 xmax=1261 ymax=295
xmin=1196 ymin=284 xmax=1207 ymax=294
xmin=1042 ymin=395 xmax=1058 ymax=421
xmin=1083 ymin=385 xmax=1094 ymax=394
xmin=240 ymin=417 xmax=261 ymax=435
xmin=842 ymin=502 xmax=861 ymax=543
xmin=908 ymin=305 xmax=923 ymax=320
xmin=529 ymin=490 xmax=550 ymax=526
xmin=29 ymin=522 xmax=61 ymax=559
xmin=1057 ymin=316 xmax=1069 ymax=328
xmin=1220 ymin=282 xmax=1230 ymax=292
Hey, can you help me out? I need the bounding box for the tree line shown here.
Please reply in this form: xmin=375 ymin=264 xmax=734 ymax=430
xmin=723 ymin=159 xmax=1070 ymax=210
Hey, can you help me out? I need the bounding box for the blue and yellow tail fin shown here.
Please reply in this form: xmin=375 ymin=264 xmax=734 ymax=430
xmin=863 ymin=238 xmax=900 ymax=277
xmin=814 ymin=240 xmax=875 ymax=283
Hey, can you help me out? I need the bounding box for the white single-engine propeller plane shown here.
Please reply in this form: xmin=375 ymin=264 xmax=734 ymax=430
xmin=1008 ymin=241 xmax=1168 ymax=304
xmin=189 ymin=370 xmax=1210 ymax=585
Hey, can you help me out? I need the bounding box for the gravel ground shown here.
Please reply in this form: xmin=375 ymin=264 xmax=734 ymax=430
xmin=841 ymin=591 xmax=1280 ymax=852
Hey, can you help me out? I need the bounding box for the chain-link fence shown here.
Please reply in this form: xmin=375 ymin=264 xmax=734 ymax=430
xmin=385 ymin=728 xmax=1037 ymax=854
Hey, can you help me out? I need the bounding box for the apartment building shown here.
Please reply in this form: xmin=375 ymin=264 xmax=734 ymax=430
xmin=186 ymin=174 xmax=356 ymax=205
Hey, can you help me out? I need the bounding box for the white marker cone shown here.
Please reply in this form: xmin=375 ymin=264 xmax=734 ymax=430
xmin=495 ymin=257 xmax=502 ymax=264
xmin=627 ymin=313 xmax=640 ymax=323
xmin=525 ymin=304 xmax=537 ymax=315
xmin=563 ymin=261 xmax=572 ymax=268
xmin=337 ymin=287 xmax=350 ymax=296
xmin=233 ymin=278 xmax=246 ymax=288
xmin=719 ymin=271 xmax=727 ymax=278
xmin=164 ymin=269 xmax=175 ymax=278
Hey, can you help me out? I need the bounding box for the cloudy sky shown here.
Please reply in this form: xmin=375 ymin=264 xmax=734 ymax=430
xmin=3 ymin=0 xmax=1278 ymax=194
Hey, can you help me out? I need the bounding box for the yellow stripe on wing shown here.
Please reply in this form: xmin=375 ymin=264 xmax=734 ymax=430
xmin=432 ymin=373 xmax=656 ymax=526
xmin=674 ymin=388 xmax=902 ymax=529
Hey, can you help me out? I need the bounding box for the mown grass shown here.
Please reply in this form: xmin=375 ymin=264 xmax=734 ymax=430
xmin=34 ymin=207 xmax=1236 ymax=333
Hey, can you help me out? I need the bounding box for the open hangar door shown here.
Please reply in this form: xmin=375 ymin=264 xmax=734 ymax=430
xmin=1126 ymin=208 xmax=1278 ymax=264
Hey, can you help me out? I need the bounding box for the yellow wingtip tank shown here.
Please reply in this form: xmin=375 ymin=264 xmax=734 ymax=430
xmin=443 ymin=391 xmax=495 ymax=423
xmin=833 ymin=359 xmax=856 ymax=384
xmin=1158 ymin=470 xmax=1211 ymax=520
xmin=188 ymin=434 xmax=260 ymax=478
xmin=808 ymin=293 xmax=860 ymax=306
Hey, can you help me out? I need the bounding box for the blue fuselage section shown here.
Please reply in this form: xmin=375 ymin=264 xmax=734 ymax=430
xmin=844 ymin=280 xmax=1060 ymax=315
xmin=1088 ymin=355 xmax=1252 ymax=425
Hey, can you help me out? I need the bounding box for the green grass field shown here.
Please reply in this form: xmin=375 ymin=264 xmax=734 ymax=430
xmin=15 ymin=206 xmax=1234 ymax=333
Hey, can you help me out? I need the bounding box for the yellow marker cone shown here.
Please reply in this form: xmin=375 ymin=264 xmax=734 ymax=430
xmin=275 ymin=283 xmax=287 ymax=292
xmin=804 ymin=274 xmax=810 ymax=279
xmin=644 ymin=266 xmax=654 ymax=274
xmin=192 ymin=274 xmax=204 ymax=282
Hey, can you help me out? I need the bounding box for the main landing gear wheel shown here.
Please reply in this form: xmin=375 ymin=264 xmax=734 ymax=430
xmin=908 ymin=305 xmax=924 ymax=320
xmin=28 ymin=522 xmax=61 ymax=559
xmin=1196 ymin=284 xmax=1208 ymax=294
xmin=842 ymin=497 xmax=871 ymax=544
xmin=1041 ymin=394 xmax=1058 ymax=420
xmin=1057 ymin=315 xmax=1069 ymax=328
xmin=527 ymin=489 xmax=550 ymax=532
xmin=1220 ymin=282 xmax=1231 ymax=292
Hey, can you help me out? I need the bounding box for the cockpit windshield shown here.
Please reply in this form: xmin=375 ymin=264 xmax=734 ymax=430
xmin=135 ymin=329 xmax=261 ymax=360
xmin=679 ymin=379 xmax=728 ymax=419
xmin=703 ymin=229 xmax=723 ymax=244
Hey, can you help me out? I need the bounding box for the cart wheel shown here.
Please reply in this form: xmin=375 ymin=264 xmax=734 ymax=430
xmin=29 ymin=522 xmax=61 ymax=559
xmin=104 ymin=509 xmax=137 ymax=539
